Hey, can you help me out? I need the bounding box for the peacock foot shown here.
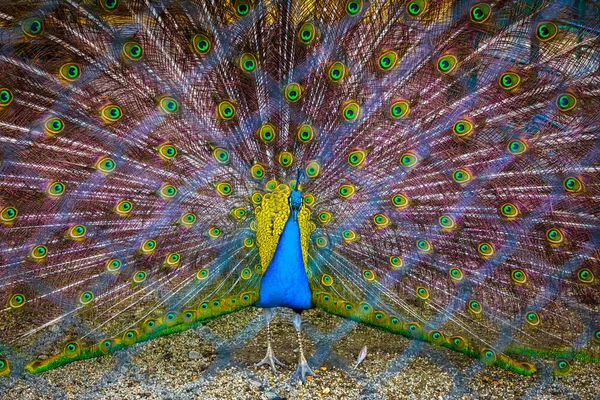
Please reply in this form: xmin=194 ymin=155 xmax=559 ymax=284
xmin=291 ymin=357 xmax=316 ymax=382
xmin=255 ymin=344 xmax=285 ymax=374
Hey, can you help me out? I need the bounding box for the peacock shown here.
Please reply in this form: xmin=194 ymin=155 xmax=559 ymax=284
xmin=0 ymin=0 xmax=599 ymax=385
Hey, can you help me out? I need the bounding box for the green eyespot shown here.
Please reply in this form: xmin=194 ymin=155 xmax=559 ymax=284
xmin=243 ymin=238 xmax=254 ymax=248
xmin=196 ymin=269 xmax=209 ymax=280
xmin=499 ymin=72 xmax=520 ymax=90
xmin=298 ymin=22 xmax=316 ymax=44
xmin=556 ymin=93 xmax=576 ymax=112
xmin=181 ymin=212 xmax=197 ymax=227
xmin=192 ymin=33 xmax=211 ymax=54
xmin=278 ymin=152 xmax=293 ymax=167
xmin=266 ymin=180 xmax=278 ymax=191
xmin=43 ymin=117 xmax=65 ymax=136
xmin=450 ymin=336 xmax=467 ymax=350
xmin=47 ymin=181 xmax=66 ymax=198
xmin=159 ymin=183 xmax=178 ymax=199
xmin=239 ymin=52 xmax=257 ymax=72
xmin=577 ymin=268 xmax=594 ymax=284
xmin=30 ymin=245 xmax=48 ymax=261
xmin=303 ymin=193 xmax=315 ymax=206
xmin=68 ymin=224 xmax=87 ymax=240
xmin=208 ymin=226 xmax=222 ymax=239
xmin=123 ymin=41 xmax=143 ymax=60
xmin=123 ymin=330 xmax=138 ymax=345
xmin=449 ymin=268 xmax=464 ymax=282
xmin=507 ymin=139 xmax=527 ymax=155
xmin=79 ymin=291 xmax=94 ymax=305
xmin=345 ymin=0 xmax=363 ymax=16
xmin=554 ymin=359 xmax=571 ymax=376
xmin=285 ymin=83 xmax=302 ymax=102
xmin=400 ymin=152 xmax=418 ymax=168
xmin=64 ymin=342 xmax=80 ymax=357
xmin=416 ymin=286 xmax=429 ymax=300
xmin=241 ymin=267 xmax=252 ymax=280
xmin=212 ymin=147 xmax=229 ymax=164
xmin=594 ymin=329 xmax=600 ymax=344
xmin=439 ymin=215 xmax=456 ymax=230
xmin=373 ymin=213 xmax=390 ymax=228
xmin=429 ymin=331 xmax=445 ymax=345
xmin=216 ymin=181 xmax=233 ymax=196
xmin=101 ymin=0 xmax=119 ymax=12
xmin=318 ymin=211 xmax=332 ymax=225
xmin=511 ymin=269 xmax=527 ymax=284
xmin=321 ymin=274 xmax=333 ymax=286
xmin=297 ymin=123 xmax=315 ymax=143
xmin=217 ymin=100 xmax=236 ymax=120
xmin=114 ymin=200 xmax=133 ymax=216
xmin=0 ymin=89 xmax=13 ymax=106
xmin=481 ymin=349 xmax=496 ymax=365
xmin=22 ymin=17 xmax=44 ymax=37
xmin=140 ymin=239 xmax=156 ymax=254
xmin=500 ymin=202 xmax=520 ymax=219
xmin=133 ymin=270 xmax=147 ymax=283
xmin=1 ymin=206 xmax=18 ymax=223
xmin=0 ymin=358 xmax=9 ymax=375
xmin=338 ymin=184 xmax=356 ymax=199
xmin=328 ymin=61 xmax=347 ymax=82
xmin=378 ymin=50 xmax=398 ymax=71
xmin=9 ymin=293 xmax=26 ymax=308
xmin=106 ymin=259 xmax=122 ymax=272
xmin=468 ymin=300 xmax=483 ymax=314
xmin=536 ymin=22 xmax=558 ymax=41
xmin=452 ymin=168 xmax=473 ymax=185
xmin=165 ymin=252 xmax=181 ymax=267
xmin=258 ymin=123 xmax=276 ymax=143
xmin=563 ymin=177 xmax=584 ymax=194
xmin=251 ymin=163 xmax=265 ymax=179
xmin=315 ymin=236 xmax=328 ymax=248
xmin=453 ymin=119 xmax=473 ymax=138
xmin=391 ymin=193 xmax=410 ymax=209
xmin=158 ymin=97 xmax=179 ymax=114
xmin=477 ymin=242 xmax=495 ymax=258
xmin=59 ymin=63 xmax=82 ymax=82
xmin=158 ymin=143 xmax=178 ymax=161
xmin=406 ymin=0 xmax=426 ymax=16
xmin=347 ymin=149 xmax=366 ymax=167
xmin=251 ymin=192 xmax=263 ymax=204
xmin=389 ymin=256 xmax=403 ymax=269
xmin=305 ymin=161 xmax=321 ymax=178
xmin=416 ymin=239 xmax=432 ymax=253
xmin=470 ymin=4 xmax=491 ymax=23
xmin=231 ymin=207 xmax=247 ymax=219
xmin=341 ymin=101 xmax=360 ymax=122
xmin=100 ymin=105 xmax=123 ymax=123
xmin=525 ymin=312 xmax=540 ymax=326
xmin=390 ymin=100 xmax=410 ymax=119
xmin=363 ymin=270 xmax=376 ymax=281
xmin=546 ymin=228 xmax=564 ymax=246
xmin=342 ymin=229 xmax=358 ymax=242
xmin=235 ymin=0 xmax=250 ymax=16
xmin=437 ymin=55 xmax=458 ymax=74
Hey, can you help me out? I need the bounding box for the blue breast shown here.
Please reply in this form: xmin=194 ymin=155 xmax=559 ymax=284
xmin=255 ymin=215 xmax=313 ymax=310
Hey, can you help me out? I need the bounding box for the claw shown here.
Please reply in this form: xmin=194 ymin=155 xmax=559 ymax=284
xmin=255 ymin=343 xmax=285 ymax=374
xmin=291 ymin=356 xmax=316 ymax=382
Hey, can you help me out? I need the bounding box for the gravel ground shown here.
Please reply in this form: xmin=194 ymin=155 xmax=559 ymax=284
xmin=1 ymin=307 xmax=599 ymax=399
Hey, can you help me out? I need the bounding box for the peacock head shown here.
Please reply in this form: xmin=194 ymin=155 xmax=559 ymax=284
xmin=289 ymin=169 xmax=304 ymax=221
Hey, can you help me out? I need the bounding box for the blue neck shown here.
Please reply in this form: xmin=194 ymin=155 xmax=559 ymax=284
xmin=255 ymin=215 xmax=313 ymax=311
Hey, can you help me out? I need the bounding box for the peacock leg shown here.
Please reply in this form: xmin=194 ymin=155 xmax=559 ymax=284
xmin=255 ymin=308 xmax=285 ymax=373
xmin=291 ymin=312 xmax=316 ymax=382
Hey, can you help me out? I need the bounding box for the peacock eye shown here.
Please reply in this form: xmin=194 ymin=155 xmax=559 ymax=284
xmin=554 ymin=360 xmax=571 ymax=375
xmin=106 ymin=258 xmax=122 ymax=272
xmin=378 ymin=50 xmax=398 ymax=71
xmin=158 ymin=183 xmax=177 ymax=199
xmin=373 ymin=213 xmax=390 ymax=228
xmin=196 ymin=269 xmax=209 ymax=280
xmin=481 ymin=349 xmax=496 ymax=364
xmin=123 ymin=41 xmax=143 ymax=60
xmin=345 ymin=0 xmax=363 ymax=16
xmin=389 ymin=256 xmax=403 ymax=269
xmin=234 ymin=0 xmax=250 ymax=16
xmin=416 ymin=286 xmax=429 ymax=299
xmin=43 ymin=117 xmax=65 ymax=136
xmin=499 ymin=72 xmax=521 ymax=90
xmin=211 ymin=147 xmax=229 ymax=164
xmin=525 ymin=311 xmax=540 ymax=326
xmin=563 ymin=177 xmax=584 ymax=194
xmin=217 ymin=100 xmax=236 ymax=120
xmin=406 ymin=0 xmax=426 ymax=16
xmin=100 ymin=105 xmax=123 ymax=123
xmin=400 ymin=152 xmax=418 ymax=168
xmin=556 ymin=93 xmax=576 ymax=112
xmin=439 ymin=215 xmax=456 ymax=230
xmin=157 ymin=143 xmax=177 ymax=161
xmin=241 ymin=268 xmax=252 ymax=280
xmin=9 ymin=293 xmax=26 ymax=308
xmin=416 ymin=239 xmax=432 ymax=253
xmin=297 ymin=123 xmax=315 ymax=143
xmin=546 ymin=228 xmax=565 ymax=245
xmin=391 ymin=193 xmax=410 ymax=209
xmin=452 ymin=168 xmax=473 ymax=184
xmin=342 ymin=230 xmax=358 ymax=242
xmin=449 ymin=268 xmax=464 ymax=281
xmin=30 ymin=245 xmax=48 ymax=260
xmin=158 ymin=97 xmax=179 ymax=114
xmin=437 ymin=55 xmax=458 ymax=74
xmin=477 ymin=242 xmax=495 ymax=258
xmin=390 ymin=100 xmax=410 ymax=119
xmin=500 ymin=202 xmax=520 ymax=219
xmin=363 ymin=270 xmax=376 ymax=281
xmin=192 ymin=33 xmax=211 ymax=54
xmin=318 ymin=211 xmax=332 ymax=225
xmin=22 ymin=17 xmax=44 ymax=37
xmin=1 ymin=206 xmax=18 ymax=223
xmin=470 ymin=3 xmax=491 ymax=23
xmin=250 ymin=163 xmax=265 ymax=180
xmin=453 ymin=119 xmax=473 ymax=137
xmin=577 ymin=268 xmax=594 ymax=284
xmin=239 ymin=53 xmax=257 ymax=72
xmin=328 ymin=61 xmax=347 ymax=82
xmin=165 ymin=252 xmax=181 ymax=266
xmin=133 ymin=271 xmax=147 ymax=283
xmin=285 ymin=83 xmax=303 ymax=102
xmin=536 ymin=22 xmax=558 ymax=41
xmin=215 ymin=182 xmax=233 ymax=197
xmin=511 ymin=269 xmax=527 ymax=284
xmin=79 ymin=291 xmax=94 ymax=305
xmin=140 ymin=240 xmax=156 ymax=254
xmin=114 ymin=200 xmax=133 ymax=216
xmin=278 ymin=152 xmax=294 ymax=167
xmin=348 ymin=149 xmax=366 ymax=167
xmin=68 ymin=224 xmax=87 ymax=239
xmin=208 ymin=226 xmax=222 ymax=238
xmin=338 ymin=184 xmax=356 ymax=199
xmin=64 ymin=342 xmax=80 ymax=356
xmin=298 ymin=22 xmax=316 ymax=44
xmin=101 ymin=0 xmax=119 ymax=11
xmin=60 ymin=63 xmax=82 ymax=81
xmin=507 ymin=139 xmax=527 ymax=155
xmin=305 ymin=161 xmax=321 ymax=178
xmin=0 ymin=88 xmax=13 ymax=106
xmin=315 ymin=236 xmax=328 ymax=248
xmin=258 ymin=123 xmax=276 ymax=143
xmin=341 ymin=101 xmax=360 ymax=122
